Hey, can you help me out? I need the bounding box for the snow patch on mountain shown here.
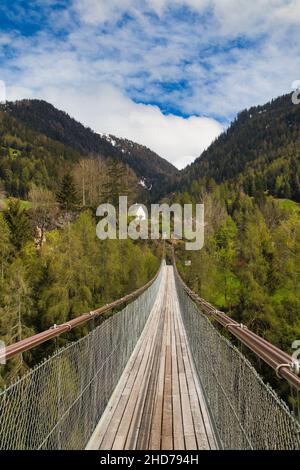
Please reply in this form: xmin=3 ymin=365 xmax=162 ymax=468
xmin=139 ymin=177 xmax=152 ymax=191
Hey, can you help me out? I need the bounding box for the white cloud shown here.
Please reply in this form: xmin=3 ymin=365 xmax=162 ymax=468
xmin=73 ymin=0 xmax=300 ymax=31
xmin=68 ymin=0 xmax=300 ymax=118
xmin=73 ymin=0 xmax=134 ymax=25
xmin=2 ymin=0 xmax=300 ymax=170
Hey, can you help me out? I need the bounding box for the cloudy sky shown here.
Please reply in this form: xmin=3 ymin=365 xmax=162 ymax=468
xmin=0 ymin=1 xmax=299 ymax=168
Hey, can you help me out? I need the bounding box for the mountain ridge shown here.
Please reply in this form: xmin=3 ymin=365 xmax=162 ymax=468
xmin=1 ymin=99 xmax=179 ymax=200
xmin=181 ymin=92 xmax=300 ymax=200
xmin=2 ymin=92 xmax=300 ymax=203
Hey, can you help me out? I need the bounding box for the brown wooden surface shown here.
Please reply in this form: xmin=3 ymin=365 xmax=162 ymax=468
xmin=87 ymin=266 xmax=217 ymax=450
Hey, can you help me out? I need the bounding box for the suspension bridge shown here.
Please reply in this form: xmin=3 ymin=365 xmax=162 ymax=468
xmin=0 ymin=258 xmax=300 ymax=450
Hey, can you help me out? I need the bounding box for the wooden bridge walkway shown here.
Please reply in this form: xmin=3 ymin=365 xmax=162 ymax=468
xmin=87 ymin=266 xmax=217 ymax=450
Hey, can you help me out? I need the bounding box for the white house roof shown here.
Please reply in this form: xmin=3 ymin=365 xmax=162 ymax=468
xmin=131 ymin=204 xmax=147 ymax=220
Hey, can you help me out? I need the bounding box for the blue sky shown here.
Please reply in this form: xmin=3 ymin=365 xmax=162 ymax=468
xmin=0 ymin=0 xmax=300 ymax=168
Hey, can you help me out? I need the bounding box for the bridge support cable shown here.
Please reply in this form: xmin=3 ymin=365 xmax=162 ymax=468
xmin=1 ymin=255 xmax=300 ymax=450
xmin=173 ymin=258 xmax=300 ymax=449
xmin=0 ymin=265 xmax=163 ymax=450
xmin=172 ymin=257 xmax=300 ymax=390
xmin=0 ymin=266 xmax=161 ymax=363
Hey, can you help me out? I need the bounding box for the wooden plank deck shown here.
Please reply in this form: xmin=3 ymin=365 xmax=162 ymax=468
xmin=87 ymin=266 xmax=217 ymax=451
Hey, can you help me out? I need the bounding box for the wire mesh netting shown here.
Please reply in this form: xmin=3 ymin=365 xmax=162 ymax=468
xmin=1 ymin=260 xmax=300 ymax=450
xmin=174 ymin=269 xmax=300 ymax=450
xmin=0 ymin=267 xmax=162 ymax=450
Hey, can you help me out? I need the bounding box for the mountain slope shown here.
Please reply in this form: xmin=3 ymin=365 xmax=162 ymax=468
xmin=181 ymin=93 xmax=300 ymax=200
xmin=0 ymin=109 xmax=84 ymax=198
xmin=3 ymin=100 xmax=179 ymax=199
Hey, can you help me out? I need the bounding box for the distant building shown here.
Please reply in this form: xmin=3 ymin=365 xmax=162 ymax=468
xmin=131 ymin=204 xmax=147 ymax=221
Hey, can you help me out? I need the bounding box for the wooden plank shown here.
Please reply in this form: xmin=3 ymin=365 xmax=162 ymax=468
xmin=88 ymin=265 xmax=218 ymax=451
xmin=101 ymin=319 xmax=155 ymax=449
xmin=99 ymin=269 xmax=167 ymax=450
xmin=135 ymin=300 xmax=167 ymax=449
xmin=126 ymin=289 xmax=166 ymax=450
xmin=161 ymin=295 xmax=173 ymax=450
xmin=87 ymin=299 xmax=156 ymax=449
xmin=123 ymin=269 xmax=169 ymax=450
xmin=112 ymin=296 xmax=163 ymax=450
xmin=148 ymin=270 xmax=172 ymax=450
xmin=170 ymin=283 xmax=185 ymax=451
xmin=148 ymin=325 xmax=167 ymax=450
xmin=175 ymin=345 xmax=196 ymax=444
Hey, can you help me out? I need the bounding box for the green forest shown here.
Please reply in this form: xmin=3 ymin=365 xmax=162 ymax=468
xmin=182 ymin=94 xmax=300 ymax=201
xmin=174 ymin=184 xmax=300 ymax=398
xmin=1 ymin=94 xmax=300 ymax=401
xmin=0 ymin=100 xmax=179 ymax=201
xmin=0 ymin=174 xmax=160 ymax=386
xmin=174 ymin=94 xmax=300 ymax=383
xmin=175 ymin=185 xmax=300 ymax=350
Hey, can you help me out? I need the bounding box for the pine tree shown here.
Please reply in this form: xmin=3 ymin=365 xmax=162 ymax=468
xmin=4 ymin=199 xmax=32 ymax=251
xmin=0 ymin=214 xmax=12 ymax=283
xmin=56 ymin=174 xmax=79 ymax=211
xmin=0 ymin=259 xmax=33 ymax=378
xmin=101 ymin=159 xmax=131 ymax=206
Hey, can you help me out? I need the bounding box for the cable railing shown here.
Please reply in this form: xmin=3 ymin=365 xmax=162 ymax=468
xmin=0 ymin=263 xmax=164 ymax=449
xmin=1 ymin=252 xmax=300 ymax=450
xmin=172 ymin=257 xmax=300 ymax=449
xmin=0 ymin=265 xmax=161 ymax=363
xmin=173 ymin=254 xmax=300 ymax=391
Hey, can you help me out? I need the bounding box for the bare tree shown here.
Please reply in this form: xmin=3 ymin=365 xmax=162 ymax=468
xmin=0 ymin=184 xmax=6 ymax=211
xmin=28 ymin=185 xmax=58 ymax=249
xmin=73 ymin=156 xmax=107 ymax=207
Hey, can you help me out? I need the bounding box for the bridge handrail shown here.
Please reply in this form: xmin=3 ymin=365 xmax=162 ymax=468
xmin=172 ymin=254 xmax=300 ymax=390
xmin=0 ymin=265 xmax=161 ymax=362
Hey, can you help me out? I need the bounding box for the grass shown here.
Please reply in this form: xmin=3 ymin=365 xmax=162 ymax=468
xmin=19 ymin=199 xmax=32 ymax=210
xmin=275 ymin=198 xmax=300 ymax=212
xmin=0 ymin=197 xmax=32 ymax=211
xmin=8 ymin=148 xmax=21 ymax=158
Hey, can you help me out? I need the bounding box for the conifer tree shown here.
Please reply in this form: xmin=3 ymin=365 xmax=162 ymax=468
xmin=4 ymin=199 xmax=32 ymax=251
xmin=101 ymin=159 xmax=134 ymax=206
xmin=56 ymin=174 xmax=79 ymax=211
xmin=0 ymin=214 xmax=12 ymax=283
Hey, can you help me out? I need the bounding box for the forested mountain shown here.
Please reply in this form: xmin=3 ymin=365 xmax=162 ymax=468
xmin=0 ymin=99 xmax=169 ymax=384
xmin=0 ymin=108 xmax=82 ymax=198
xmin=2 ymin=89 xmax=300 ymax=399
xmin=181 ymin=93 xmax=300 ymax=201
xmin=6 ymin=92 xmax=300 ymax=204
xmin=1 ymin=99 xmax=179 ymax=199
xmin=99 ymin=133 xmax=174 ymax=191
xmin=174 ymin=92 xmax=300 ymax=400
xmin=0 ymin=204 xmax=161 ymax=384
